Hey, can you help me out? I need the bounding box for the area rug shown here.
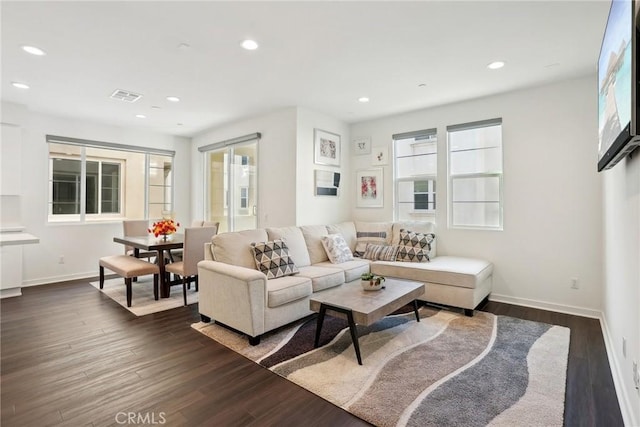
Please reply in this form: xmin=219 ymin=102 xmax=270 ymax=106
xmin=192 ymin=307 xmax=570 ymax=427
xmin=90 ymin=276 xmax=198 ymax=316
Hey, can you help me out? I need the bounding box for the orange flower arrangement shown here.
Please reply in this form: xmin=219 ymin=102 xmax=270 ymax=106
xmin=149 ymin=219 xmax=180 ymax=238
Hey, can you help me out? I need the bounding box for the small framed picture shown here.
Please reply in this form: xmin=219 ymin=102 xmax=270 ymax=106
xmin=314 ymin=129 xmax=341 ymax=167
xmin=356 ymin=168 xmax=384 ymax=208
xmin=372 ymin=147 xmax=388 ymax=165
xmin=352 ymin=137 xmax=371 ymax=155
xmin=314 ymin=170 xmax=341 ymax=196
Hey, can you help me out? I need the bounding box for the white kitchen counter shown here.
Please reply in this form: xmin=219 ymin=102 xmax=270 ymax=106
xmin=0 ymin=232 xmax=39 ymax=246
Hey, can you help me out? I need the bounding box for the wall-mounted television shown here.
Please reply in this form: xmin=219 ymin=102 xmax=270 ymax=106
xmin=597 ymin=0 xmax=640 ymax=171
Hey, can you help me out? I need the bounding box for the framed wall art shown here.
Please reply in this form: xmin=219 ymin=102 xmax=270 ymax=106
xmin=352 ymin=137 xmax=371 ymax=155
xmin=314 ymin=129 xmax=341 ymax=167
xmin=314 ymin=170 xmax=341 ymax=196
xmin=356 ymin=168 xmax=384 ymax=208
xmin=372 ymin=147 xmax=388 ymax=165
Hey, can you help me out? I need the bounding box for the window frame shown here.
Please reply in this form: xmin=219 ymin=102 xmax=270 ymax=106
xmin=446 ymin=118 xmax=504 ymax=230
xmin=392 ymin=129 xmax=438 ymax=222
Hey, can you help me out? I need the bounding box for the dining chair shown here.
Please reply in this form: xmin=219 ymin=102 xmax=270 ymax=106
xmin=191 ymin=220 xmax=220 ymax=229
xmin=122 ymin=219 xmax=156 ymax=261
xmin=165 ymin=226 xmax=218 ymax=305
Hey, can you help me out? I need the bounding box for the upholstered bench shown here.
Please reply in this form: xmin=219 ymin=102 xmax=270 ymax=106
xmin=99 ymin=255 xmax=160 ymax=307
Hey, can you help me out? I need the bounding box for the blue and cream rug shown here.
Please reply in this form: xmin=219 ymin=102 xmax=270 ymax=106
xmin=192 ymin=307 xmax=570 ymax=427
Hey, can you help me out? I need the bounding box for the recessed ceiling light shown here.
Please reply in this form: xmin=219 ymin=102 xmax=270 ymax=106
xmin=241 ymin=39 xmax=259 ymax=50
xmin=358 ymin=97 xmax=370 ymax=103
xmin=151 ymin=106 xmax=161 ymax=110
xmin=487 ymin=61 xmax=505 ymax=70
xmin=418 ymin=83 xmax=427 ymax=87
xmin=22 ymin=45 xmax=46 ymax=56
xmin=166 ymin=96 xmax=180 ymax=102
xmin=135 ymin=114 xmax=146 ymax=119
xmin=177 ymin=123 xmax=183 ymax=126
xmin=11 ymin=82 xmax=30 ymax=89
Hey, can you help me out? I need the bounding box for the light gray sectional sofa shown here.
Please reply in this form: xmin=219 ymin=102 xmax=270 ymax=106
xmin=197 ymin=221 xmax=493 ymax=344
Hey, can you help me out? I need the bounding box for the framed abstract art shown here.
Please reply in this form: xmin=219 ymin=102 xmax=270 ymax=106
xmin=356 ymin=168 xmax=383 ymax=208
xmin=314 ymin=129 xmax=341 ymax=167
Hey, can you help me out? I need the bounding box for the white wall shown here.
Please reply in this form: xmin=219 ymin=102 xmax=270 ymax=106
xmin=602 ymin=151 xmax=640 ymax=427
xmin=350 ymin=76 xmax=603 ymax=314
xmin=191 ymin=107 xmax=298 ymax=228
xmin=296 ymin=107 xmax=351 ymax=225
xmin=1 ymin=102 xmax=191 ymax=286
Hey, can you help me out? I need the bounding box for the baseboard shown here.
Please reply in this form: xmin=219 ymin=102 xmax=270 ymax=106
xmin=0 ymin=288 xmax=22 ymax=299
xmin=600 ymin=313 xmax=639 ymax=427
xmin=21 ymin=271 xmax=97 ymax=287
xmin=489 ymin=293 xmax=601 ymax=319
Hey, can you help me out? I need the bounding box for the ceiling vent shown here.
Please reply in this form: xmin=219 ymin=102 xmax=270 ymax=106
xmin=110 ymin=89 xmax=143 ymax=103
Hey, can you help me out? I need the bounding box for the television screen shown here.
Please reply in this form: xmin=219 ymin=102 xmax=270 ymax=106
xmin=598 ymin=0 xmax=633 ymax=165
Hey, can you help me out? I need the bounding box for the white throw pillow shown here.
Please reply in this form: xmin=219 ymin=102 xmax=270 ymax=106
xmin=321 ymin=234 xmax=354 ymax=264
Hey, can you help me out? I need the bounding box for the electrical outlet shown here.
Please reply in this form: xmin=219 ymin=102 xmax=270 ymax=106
xmin=58 ymin=255 xmax=65 ymax=264
xmin=623 ymin=337 xmax=627 ymax=357
xmin=570 ymin=277 xmax=579 ymax=289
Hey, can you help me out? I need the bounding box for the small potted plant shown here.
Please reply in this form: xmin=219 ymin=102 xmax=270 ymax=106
xmin=361 ymin=272 xmax=385 ymax=291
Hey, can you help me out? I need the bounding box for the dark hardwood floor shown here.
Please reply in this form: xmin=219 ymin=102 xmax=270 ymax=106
xmin=1 ymin=279 xmax=624 ymax=427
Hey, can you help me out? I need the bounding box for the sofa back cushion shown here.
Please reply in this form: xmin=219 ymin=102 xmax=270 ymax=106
xmin=211 ymin=229 xmax=269 ymax=270
xmin=392 ymin=221 xmax=436 ymax=258
xmin=354 ymin=221 xmax=393 ymax=257
xmin=300 ymin=225 xmax=329 ymax=264
xmin=266 ymin=226 xmax=311 ymax=267
xmin=326 ymin=221 xmax=357 ymax=252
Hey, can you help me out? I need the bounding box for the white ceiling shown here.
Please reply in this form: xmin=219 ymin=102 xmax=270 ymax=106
xmin=1 ymin=1 xmax=610 ymax=138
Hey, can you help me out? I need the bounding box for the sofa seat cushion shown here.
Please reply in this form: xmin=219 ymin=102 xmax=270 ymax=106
xmin=371 ymin=256 xmax=493 ymax=289
xmin=266 ymin=276 xmax=313 ymax=308
xmin=296 ymin=265 xmax=345 ymax=292
xmin=315 ymin=259 xmax=371 ymax=282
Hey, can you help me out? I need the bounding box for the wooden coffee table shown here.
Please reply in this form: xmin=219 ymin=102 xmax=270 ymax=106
xmin=309 ymin=278 xmax=425 ymax=365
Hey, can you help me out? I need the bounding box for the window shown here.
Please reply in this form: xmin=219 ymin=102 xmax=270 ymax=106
xmin=413 ymin=180 xmax=436 ymax=211
xmin=147 ymin=154 xmax=174 ymax=219
xmin=240 ymin=186 xmax=249 ymax=209
xmin=47 ymin=135 xmax=174 ymax=222
xmin=199 ymin=132 xmax=260 ymax=233
xmin=447 ymin=118 xmax=503 ymax=229
xmin=393 ymin=129 xmax=437 ymax=221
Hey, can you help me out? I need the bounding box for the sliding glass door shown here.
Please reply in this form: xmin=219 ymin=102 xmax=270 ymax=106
xmin=204 ymin=141 xmax=257 ymax=233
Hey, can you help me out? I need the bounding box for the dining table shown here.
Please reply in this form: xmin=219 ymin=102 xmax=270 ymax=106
xmin=113 ymin=234 xmax=184 ymax=298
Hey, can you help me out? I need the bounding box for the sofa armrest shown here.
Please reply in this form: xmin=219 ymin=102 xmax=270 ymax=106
xmin=197 ymin=260 xmax=268 ymax=337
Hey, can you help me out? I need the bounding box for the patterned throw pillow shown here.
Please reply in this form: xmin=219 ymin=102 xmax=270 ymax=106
xmin=250 ymin=240 xmax=299 ymax=279
xmin=321 ymin=234 xmax=354 ymax=264
xmin=362 ymin=244 xmax=399 ymax=261
xmin=353 ymin=222 xmax=391 ymax=257
xmin=396 ymin=229 xmax=435 ymax=262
